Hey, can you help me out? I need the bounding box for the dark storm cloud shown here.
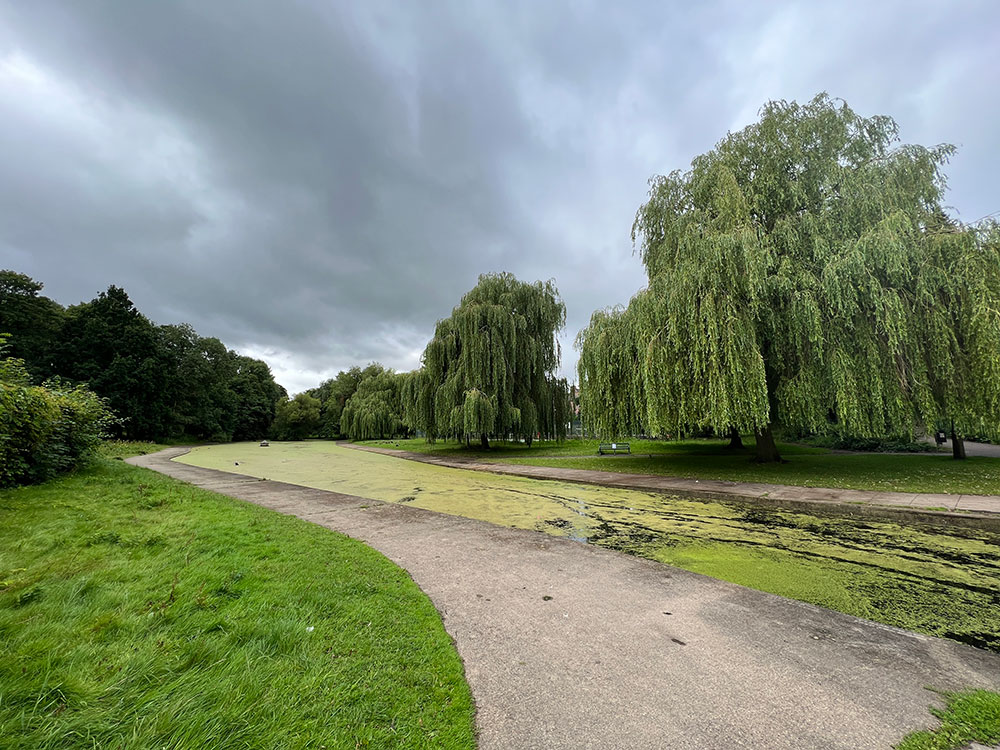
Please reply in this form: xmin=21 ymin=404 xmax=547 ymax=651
xmin=1 ymin=1 xmax=997 ymax=392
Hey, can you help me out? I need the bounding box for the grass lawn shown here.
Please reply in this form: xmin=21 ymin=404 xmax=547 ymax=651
xmin=896 ymin=689 xmax=1000 ymax=750
xmin=362 ymin=438 xmax=1000 ymax=495
xmin=0 ymin=446 xmax=475 ymax=749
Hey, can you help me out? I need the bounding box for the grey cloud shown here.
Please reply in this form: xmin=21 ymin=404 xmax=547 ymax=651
xmin=1 ymin=1 xmax=997 ymax=393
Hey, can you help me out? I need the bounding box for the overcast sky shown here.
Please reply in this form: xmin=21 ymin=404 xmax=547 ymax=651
xmin=1 ymin=1 xmax=997 ymax=394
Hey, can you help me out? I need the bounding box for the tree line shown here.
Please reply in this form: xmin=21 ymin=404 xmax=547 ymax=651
xmin=0 ymin=273 xmax=286 ymax=442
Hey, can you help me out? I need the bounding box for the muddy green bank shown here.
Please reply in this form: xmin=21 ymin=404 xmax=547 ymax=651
xmin=178 ymin=441 xmax=1000 ymax=652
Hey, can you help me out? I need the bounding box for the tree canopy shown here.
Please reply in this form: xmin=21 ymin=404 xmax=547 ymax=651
xmin=0 ymin=272 xmax=285 ymax=441
xmin=339 ymin=365 xmax=406 ymax=440
xmin=0 ymin=271 xmax=64 ymax=381
xmin=411 ymin=272 xmax=569 ymax=447
xmin=272 ymin=392 xmax=323 ymax=441
xmin=578 ymin=94 xmax=1000 ymax=460
xmin=307 ymin=364 xmax=383 ymax=438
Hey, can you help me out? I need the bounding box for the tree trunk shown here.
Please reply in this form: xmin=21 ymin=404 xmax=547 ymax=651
xmin=727 ymin=427 xmax=743 ymax=450
xmin=951 ymin=420 xmax=966 ymax=460
xmin=480 ymin=433 xmax=490 ymax=450
xmin=753 ymin=424 xmax=782 ymax=463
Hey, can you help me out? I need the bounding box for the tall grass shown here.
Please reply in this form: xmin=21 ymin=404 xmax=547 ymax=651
xmin=0 ymin=458 xmax=475 ymax=749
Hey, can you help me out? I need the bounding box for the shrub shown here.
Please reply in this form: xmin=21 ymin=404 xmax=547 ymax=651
xmin=0 ymin=346 xmax=115 ymax=487
xmin=794 ymin=432 xmax=937 ymax=453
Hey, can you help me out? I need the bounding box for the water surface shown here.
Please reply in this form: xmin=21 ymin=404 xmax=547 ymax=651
xmin=178 ymin=441 xmax=1000 ymax=651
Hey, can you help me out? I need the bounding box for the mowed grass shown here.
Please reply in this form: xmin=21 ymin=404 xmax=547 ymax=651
xmin=366 ymin=438 xmax=1000 ymax=495
xmin=896 ymin=689 xmax=1000 ymax=750
xmin=0 ymin=454 xmax=475 ymax=749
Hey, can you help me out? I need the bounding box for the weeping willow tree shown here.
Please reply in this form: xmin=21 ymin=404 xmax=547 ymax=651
xmin=399 ymin=368 xmax=435 ymax=439
xmin=413 ymin=272 xmax=567 ymax=448
xmin=575 ymin=299 xmax=647 ymax=439
xmin=339 ymin=366 xmax=406 ymax=440
xmin=580 ymin=93 xmax=1000 ymax=461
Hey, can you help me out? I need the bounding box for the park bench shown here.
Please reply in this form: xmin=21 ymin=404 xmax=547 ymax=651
xmin=598 ymin=442 xmax=630 ymax=455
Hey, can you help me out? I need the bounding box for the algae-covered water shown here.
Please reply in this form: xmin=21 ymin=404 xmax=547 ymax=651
xmin=177 ymin=441 xmax=1000 ymax=651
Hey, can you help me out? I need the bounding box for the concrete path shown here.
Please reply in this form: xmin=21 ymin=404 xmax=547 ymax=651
xmin=931 ymin=438 xmax=1000 ymax=458
xmin=129 ymin=448 xmax=1000 ymax=750
xmin=346 ymin=443 xmax=1000 ymax=525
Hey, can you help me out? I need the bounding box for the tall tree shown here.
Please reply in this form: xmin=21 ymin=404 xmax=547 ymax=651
xmin=0 ymin=271 xmax=64 ymax=380
xmin=52 ymin=286 xmax=169 ymax=440
xmin=159 ymin=324 xmax=238 ymax=440
xmin=231 ymin=356 xmax=286 ymax=441
xmin=307 ymin=364 xmax=376 ymax=438
xmin=581 ymin=94 xmax=1000 ymax=460
xmin=416 ymin=272 xmax=566 ymax=448
xmin=575 ymin=299 xmax=648 ymax=440
xmin=340 ymin=366 xmax=406 ymax=440
xmin=272 ymin=392 xmax=322 ymax=440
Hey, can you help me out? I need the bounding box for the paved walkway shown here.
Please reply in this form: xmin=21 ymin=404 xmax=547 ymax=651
xmin=926 ymin=438 xmax=1000 ymax=458
xmin=129 ymin=447 xmax=1000 ymax=750
xmin=345 ymin=443 xmax=1000 ymax=524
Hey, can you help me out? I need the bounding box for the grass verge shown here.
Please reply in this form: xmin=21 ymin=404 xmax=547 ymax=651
xmin=361 ymin=438 xmax=1000 ymax=495
xmin=0 ymin=456 xmax=475 ymax=749
xmin=896 ymin=690 xmax=1000 ymax=749
xmin=97 ymin=440 xmax=170 ymax=460
xmin=495 ymin=452 xmax=1000 ymax=495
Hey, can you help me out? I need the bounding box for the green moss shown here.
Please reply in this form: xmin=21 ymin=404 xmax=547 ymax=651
xmin=180 ymin=442 xmax=1000 ymax=651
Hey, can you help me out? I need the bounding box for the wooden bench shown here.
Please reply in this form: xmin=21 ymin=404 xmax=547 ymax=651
xmin=598 ymin=442 xmax=630 ymax=455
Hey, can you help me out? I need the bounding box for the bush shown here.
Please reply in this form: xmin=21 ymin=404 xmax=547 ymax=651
xmin=795 ymin=432 xmax=937 ymax=453
xmin=0 ymin=351 xmax=115 ymax=487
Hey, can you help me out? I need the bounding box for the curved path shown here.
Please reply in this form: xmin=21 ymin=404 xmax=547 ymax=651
xmin=345 ymin=442 xmax=1000 ymax=526
xmin=128 ymin=448 xmax=1000 ymax=750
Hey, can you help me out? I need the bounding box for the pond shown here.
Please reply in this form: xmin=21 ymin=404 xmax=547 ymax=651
xmin=177 ymin=441 xmax=1000 ymax=651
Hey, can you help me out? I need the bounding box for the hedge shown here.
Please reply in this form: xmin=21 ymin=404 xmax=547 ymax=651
xmin=0 ymin=352 xmax=114 ymax=487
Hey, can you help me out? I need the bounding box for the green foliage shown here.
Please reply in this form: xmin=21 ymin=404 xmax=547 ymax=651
xmin=307 ymin=364 xmax=379 ymax=438
xmin=52 ymin=285 xmax=169 ymax=439
xmin=412 ymin=272 xmax=569 ymax=444
xmin=796 ymin=433 xmax=938 ymax=453
xmin=0 ymin=340 xmax=115 ymax=487
xmin=895 ymin=690 xmax=1000 ymax=750
xmin=340 ymin=366 xmax=406 ymax=440
xmin=229 ymin=356 xmax=286 ymax=441
xmin=159 ymin=324 xmax=237 ymax=441
xmin=575 ymin=302 xmax=647 ymax=439
xmin=0 ymin=459 xmax=475 ymax=748
xmin=0 ymin=271 xmax=64 ymax=381
xmin=1 ymin=273 xmax=285 ymax=442
xmin=579 ymin=94 xmax=1000 ymax=451
xmin=271 ymin=392 xmax=322 ymax=440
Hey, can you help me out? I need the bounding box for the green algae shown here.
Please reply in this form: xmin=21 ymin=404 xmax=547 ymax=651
xmin=178 ymin=441 xmax=1000 ymax=651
